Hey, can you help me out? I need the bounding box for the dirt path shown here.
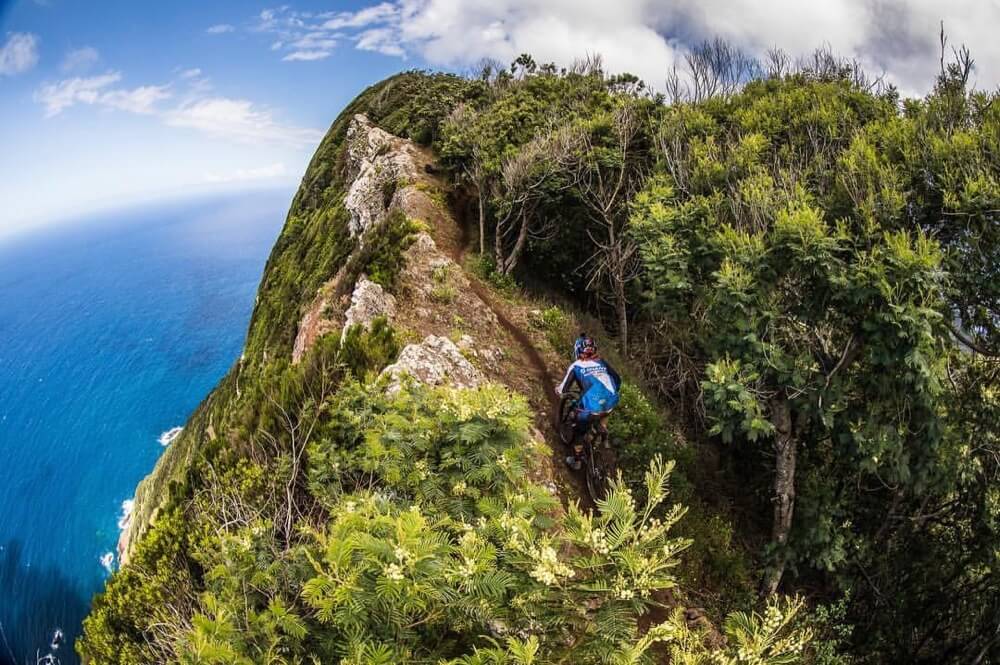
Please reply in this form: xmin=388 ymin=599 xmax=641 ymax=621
xmin=443 ymin=211 xmax=596 ymax=507
xmin=453 ymin=228 xmax=559 ymax=410
xmin=444 ymin=205 xmax=719 ymax=657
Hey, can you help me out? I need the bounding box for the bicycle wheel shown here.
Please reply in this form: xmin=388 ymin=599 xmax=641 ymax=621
xmin=584 ymin=436 xmax=608 ymax=502
xmin=557 ymin=393 xmax=578 ymax=446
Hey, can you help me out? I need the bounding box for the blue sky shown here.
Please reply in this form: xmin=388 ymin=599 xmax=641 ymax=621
xmin=3 ymin=0 xmax=999 ymax=240
xmin=0 ymin=1 xmax=415 ymax=239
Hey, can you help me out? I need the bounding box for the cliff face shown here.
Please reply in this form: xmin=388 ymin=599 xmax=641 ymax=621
xmin=117 ymin=111 xmax=563 ymax=565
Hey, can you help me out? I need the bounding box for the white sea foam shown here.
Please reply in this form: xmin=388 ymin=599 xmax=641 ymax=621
xmin=158 ymin=426 xmax=183 ymax=446
xmin=100 ymin=552 xmax=115 ymax=573
xmin=50 ymin=627 xmax=64 ymax=649
xmin=117 ymin=498 xmax=134 ymax=530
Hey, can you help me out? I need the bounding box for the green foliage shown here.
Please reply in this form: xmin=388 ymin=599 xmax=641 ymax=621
xmin=365 ymin=209 xmax=420 ymax=291
xmin=431 ymin=264 xmax=458 ymax=303
xmin=79 ymin=507 xmax=195 ymax=664
xmin=84 ymin=53 xmax=1000 ymax=665
xmin=625 ymin=65 xmax=999 ymax=661
xmin=468 ymin=253 xmax=519 ymax=293
xmin=796 ymin=596 xmax=855 ymax=665
xmin=528 ymin=306 xmax=572 ymax=353
xmin=339 ymin=317 xmax=401 ymax=378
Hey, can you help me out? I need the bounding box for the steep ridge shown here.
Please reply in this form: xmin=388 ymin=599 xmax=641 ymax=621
xmin=290 ymin=113 xmax=576 ymax=497
xmin=87 ymin=96 xmax=740 ymax=665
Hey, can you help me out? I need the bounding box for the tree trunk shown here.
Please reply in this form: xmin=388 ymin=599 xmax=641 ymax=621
xmin=477 ymin=190 xmax=486 ymax=256
xmin=762 ymin=396 xmax=796 ymax=596
xmin=494 ymin=213 xmax=506 ymax=270
xmin=503 ymin=210 xmax=530 ymax=275
xmin=616 ymin=281 xmax=628 ymax=351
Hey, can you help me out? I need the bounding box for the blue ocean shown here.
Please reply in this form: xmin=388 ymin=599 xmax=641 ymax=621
xmin=0 ymin=190 xmax=288 ymax=664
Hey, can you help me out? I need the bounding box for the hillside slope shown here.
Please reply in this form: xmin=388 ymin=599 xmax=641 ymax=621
xmin=80 ymin=76 xmax=810 ymax=664
xmin=82 ymin=51 xmax=1000 ymax=662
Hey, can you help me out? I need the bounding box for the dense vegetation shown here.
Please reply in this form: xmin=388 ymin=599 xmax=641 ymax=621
xmin=81 ymin=41 xmax=997 ymax=664
xmin=432 ymin=49 xmax=998 ymax=662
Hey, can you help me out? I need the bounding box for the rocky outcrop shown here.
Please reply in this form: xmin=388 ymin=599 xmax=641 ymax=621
xmin=382 ymin=335 xmax=486 ymax=393
xmin=343 ymin=276 xmax=396 ymax=332
xmin=344 ymin=114 xmax=427 ymax=237
xmin=292 ymin=114 xmax=441 ymax=364
xmin=292 ymin=279 xmax=344 ymax=363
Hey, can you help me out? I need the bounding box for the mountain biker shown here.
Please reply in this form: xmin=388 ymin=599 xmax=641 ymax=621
xmin=557 ymin=334 xmax=621 ymax=471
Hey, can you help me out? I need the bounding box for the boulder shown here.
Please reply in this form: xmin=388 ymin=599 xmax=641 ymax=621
xmin=344 ymin=114 xmax=422 ymax=237
xmin=343 ymin=277 xmax=396 ymax=332
xmin=382 ymin=335 xmax=486 ymax=393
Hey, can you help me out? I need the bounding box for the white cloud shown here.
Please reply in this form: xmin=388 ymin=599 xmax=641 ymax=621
xmin=356 ymin=28 xmax=405 ymax=57
xmin=206 ymin=24 xmax=236 ymax=34
xmin=164 ymin=97 xmax=323 ymax=146
xmin=244 ymin=0 xmax=1000 ymax=95
xmin=34 ymin=72 xmax=171 ymax=117
xmin=283 ymin=49 xmax=334 ymax=61
xmin=322 ymin=2 xmax=397 ymax=30
xmin=203 ymin=162 xmax=288 ymax=183
xmin=99 ymin=85 xmax=172 ymax=114
xmin=0 ymin=32 xmax=40 ymax=76
xmin=34 ymin=67 xmax=319 ymax=148
xmin=61 ymin=46 xmax=99 ymax=73
xmin=34 ymin=72 xmax=123 ymax=116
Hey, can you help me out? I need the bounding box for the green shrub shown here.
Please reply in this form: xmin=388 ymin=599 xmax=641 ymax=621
xmin=529 ymin=306 xmax=572 ymax=353
xmin=339 ymin=317 xmax=400 ymax=378
xmin=366 ymin=210 xmax=419 ymax=291
xmin=430 ymin=265 xmax=458 ymax=303
xmin=468 ymin=253 xmax=518 ymax=293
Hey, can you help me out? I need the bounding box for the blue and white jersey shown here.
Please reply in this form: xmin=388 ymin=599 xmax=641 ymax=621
xmin=558 ymin=358 xmax=622 ymax=414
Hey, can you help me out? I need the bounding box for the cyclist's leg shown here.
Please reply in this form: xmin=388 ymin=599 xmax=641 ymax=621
xmin=565 ymin=407 xmax=595 ymax=470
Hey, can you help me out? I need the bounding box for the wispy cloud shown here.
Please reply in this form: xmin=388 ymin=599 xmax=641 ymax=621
xmin=356 ymin=28 xmax=404 ymax=57
xmin=203 ymin=162 xmax=288 ymax=183
xmin=321 ymin=3 xmax=397 ymax=30
xmin=0 ymin=32 xmax=40 ymax=76
xmin=206 ymin=24 xmax=235 ymax=35
xmin=34 ymin=69 xmax=319 ymax=148
xmin=99 ymin=84 xmax=172 ymax=114
xmin=60 ymin=46 xmax=99 ymax=73
xmin=164 ymin=97 xmax=322 ymax=146
xmin=250 ymin=6 xmax=386 ymax=62
xmin=34 ymin=71 xmax=171 ymax=117
xmin=34 ymin=72 xmax=126 ymax=116
xmin=283 ymin=49 xmax=333 ymax=62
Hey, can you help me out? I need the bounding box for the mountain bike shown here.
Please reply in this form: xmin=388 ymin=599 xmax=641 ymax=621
xmin=557 ymin=388 xmax=613 ymax=503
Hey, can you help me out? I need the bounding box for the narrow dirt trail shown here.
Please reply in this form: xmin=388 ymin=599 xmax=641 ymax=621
xmin=452 ymin=225 xmax=560 ymax=412
xmin=444 ymin=214 xmax=595 ymax=506
xmin=444 ymin=208 xmax=715 ymax=657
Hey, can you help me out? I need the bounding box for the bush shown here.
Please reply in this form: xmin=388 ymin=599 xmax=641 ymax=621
xmin=529 ymin=306 xmax=572 ymax=353
xmin=366 ymin=210 xmax=420 ymax=291
xmin=468 ymin=253 xmax=518 ymax=293
xmin=339 ymin=317 xmax=401 ymax=378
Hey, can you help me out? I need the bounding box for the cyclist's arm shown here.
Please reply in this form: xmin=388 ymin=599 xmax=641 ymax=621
xmin=557 ymin=363 xmax=577 ymax=394
xmin=605 ymin=361 xmax=622 ymax=392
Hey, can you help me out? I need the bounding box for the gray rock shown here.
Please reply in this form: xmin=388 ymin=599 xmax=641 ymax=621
xmin=344 ymin=114 xmax=422 ymax=237
xmin=343 ymin=277 xmax=396 ymax=333
xmin=382 ymin=335 xmax=486 ymax=393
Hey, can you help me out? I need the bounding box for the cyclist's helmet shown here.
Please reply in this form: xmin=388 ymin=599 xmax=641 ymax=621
xmin=574 ymin=334 xmax=597 ymax=360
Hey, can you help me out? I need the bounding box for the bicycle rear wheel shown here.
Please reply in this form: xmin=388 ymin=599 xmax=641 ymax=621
xmin=584 ymin=437 xmax=609 ymax=502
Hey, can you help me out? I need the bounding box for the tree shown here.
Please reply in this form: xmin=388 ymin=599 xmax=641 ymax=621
xmin=491 ymin=126 xmax=578 ymax=275
xmin=562 ymin=101 xmax=648 ymax=349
